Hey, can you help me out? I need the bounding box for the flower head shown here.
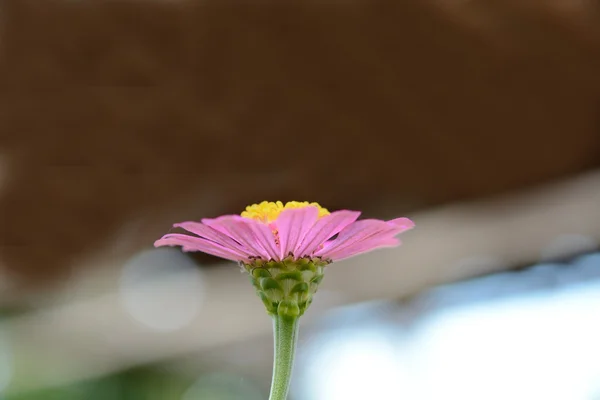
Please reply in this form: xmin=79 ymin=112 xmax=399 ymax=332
xmin=155 ymin=201 xmax=414 ymax=318
xmin=155 ymin=200 xmax=414 ymax=264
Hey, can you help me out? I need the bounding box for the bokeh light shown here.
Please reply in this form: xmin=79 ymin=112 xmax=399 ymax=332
xmin=297 ymin=254 xmax=600 ymax=400
xmin=119 ymin=248 xmax=204 ymax=332
xmin=298 ymin=327 xmax=416 ymax=400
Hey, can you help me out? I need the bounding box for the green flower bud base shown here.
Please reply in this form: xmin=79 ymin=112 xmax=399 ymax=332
xmin=243 ymin=256 xmax=330 ymax=319
xmin=242 ymin=257 xmax=330 ymax=400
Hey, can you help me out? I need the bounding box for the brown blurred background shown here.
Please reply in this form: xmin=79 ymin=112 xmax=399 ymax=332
xmin=1 ymin=0 xmax=599 ymax=287
xmin=0 ymin=1 xmax=600 ymax=399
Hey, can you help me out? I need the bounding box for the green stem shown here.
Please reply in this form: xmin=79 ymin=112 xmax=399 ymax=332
xmin=268 ymin=315 xmax=300 ymax=400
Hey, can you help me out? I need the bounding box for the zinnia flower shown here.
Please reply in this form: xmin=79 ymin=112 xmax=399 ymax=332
xmin=155 ymin=201 xmax=414 ymax=317
xmin=154 ymin=201 xmax=414 ymax=400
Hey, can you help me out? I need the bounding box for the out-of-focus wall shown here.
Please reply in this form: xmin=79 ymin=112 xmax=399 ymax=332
xmin=0 ymin=0 xmax=599 ymax=287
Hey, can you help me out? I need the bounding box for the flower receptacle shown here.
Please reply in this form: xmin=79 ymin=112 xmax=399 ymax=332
xmin=243 ymin=257 xmax=330 ymax=318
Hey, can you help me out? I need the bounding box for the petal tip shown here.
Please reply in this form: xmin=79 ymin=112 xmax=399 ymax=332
xmin=154 ymin=238 xmax=171 ymax=248
xmin=389 ymin=217 xmax=415 ymax=230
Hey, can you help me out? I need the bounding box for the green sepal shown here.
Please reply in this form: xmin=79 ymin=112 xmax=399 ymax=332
xmin=252 ymin=268 xmax=272 ymax=278
xmin=276 ymin=271 xmax=303 ymax=281
xmin=290 ymin=282 xmax=309 ymax=294
xmin=244 ymin=257 xmax=329 ymax=318
xmin=277 ymin=300 xmax=300 ymax=319
xmin=260 ymin=277 xmax=283 ymax=291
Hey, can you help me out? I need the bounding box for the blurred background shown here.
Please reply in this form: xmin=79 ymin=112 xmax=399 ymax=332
xmin=0 ymin=0 xmax=599 ymax=399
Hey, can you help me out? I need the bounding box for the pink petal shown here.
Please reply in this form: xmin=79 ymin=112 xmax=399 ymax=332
xmin=173 ymin=221 xmax=253 ymax=258
xmin=201 ymin=215 xmax=241 ymax=236
xmin=315 ymin=218 xmax=412 ymax=260
xmin=154 ymin=233 xmax=244 ymax=261
xmin=387 ymin=217 xmax=415 ymax=232
xmin=275 ymin=206 xmax=319 ymax=259
xmin=202 ymin=215 xmax=273 ymax=260
xmin=243 ymin=218 xmax=280 ymax=261
xmin=322 ymin=237 xmax=400 ymax=261
xmin=295 ymin=210 xmax=360 ymax=257
xmin=315 ymin=219 xmax=391 ymax=254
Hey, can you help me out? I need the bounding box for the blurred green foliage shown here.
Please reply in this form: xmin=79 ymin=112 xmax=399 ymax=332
xmin=4 ymin=367 xmax=265 ymax=400
xmin=5 ymin=368 xmax=189 ymax=400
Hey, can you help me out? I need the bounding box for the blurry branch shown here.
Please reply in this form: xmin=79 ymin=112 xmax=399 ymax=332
xmin=3 ymin=170 xmax=600 ymax=394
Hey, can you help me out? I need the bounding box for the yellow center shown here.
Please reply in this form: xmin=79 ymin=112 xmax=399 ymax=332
xmin=241 ymin=201 xmax=330 ymax=223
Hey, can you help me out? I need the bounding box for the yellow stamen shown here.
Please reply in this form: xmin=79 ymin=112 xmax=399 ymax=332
xmin=241 ymin=201 xmax=330 ymax=223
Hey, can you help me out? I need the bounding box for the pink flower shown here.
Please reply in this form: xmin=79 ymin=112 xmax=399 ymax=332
xmin=154 ymin=201 xmax=414 ymax=264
